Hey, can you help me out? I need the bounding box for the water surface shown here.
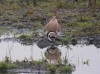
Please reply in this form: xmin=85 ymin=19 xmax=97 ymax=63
xmin=0 ymin=31 xmax=100 ymax=74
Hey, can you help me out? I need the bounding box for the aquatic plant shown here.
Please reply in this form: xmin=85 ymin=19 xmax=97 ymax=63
xmin=0 ymin=62 xmax=7 ymax=72
xmin=0 ymin=62 xmax=17 ymax=72
xmin=31 ymin=60 xmax=44 ymax=66
xmin=7 ymin=63 xmax=17 ymax=69
xmin=4 ymin=56 xmax=10 ymax=63
xmin=18 ymin=34 xmax=34 ymax=45
xmin=18 ymin=34 xmax=32 ymax=41
xmin=48 ymin=64 xmax=56 ymax=73
xmin=59 ymin=65 xmax=73 ymax=73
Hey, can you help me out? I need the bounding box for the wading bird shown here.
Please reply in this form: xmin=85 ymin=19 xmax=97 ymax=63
xmin=44 ymin=16 xmax=61 ymax=42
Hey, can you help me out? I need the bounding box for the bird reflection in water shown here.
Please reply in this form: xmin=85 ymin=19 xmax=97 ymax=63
xmin=44 ymin=45 xmax=62 ymax=64
xmin=36 ymin=38 xmax=63 ymax=64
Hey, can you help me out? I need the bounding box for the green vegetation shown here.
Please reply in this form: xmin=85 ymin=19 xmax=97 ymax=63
xmin=59 ymin=65 xmax=73 ymax=73
xmin=56 ymin=2 xmax=68 ymax=9
xmin=47 ymin=12 xmax=55 ymax=17
xmin=0 ymin=0 xmax=99 ymax=73
xmin=0 ymin=55 xmax=74 ymax=73
xmin=12 ymin=23 xmax=26 ymax=28
xmin=47 ymin=64 xmax=73 ymax=74
xmin=34 ymin=22 xmax=43 ymax=30
xmin=0 ymin=62 xmax=17 ymax=72
xmin=0 ymin=27 xmax=10 ymax=35
xmin=48 ymin=64 xmax=56 ymax=73
xmin=7 ymin=63 xmax=17 ymax=69
xmin=18 ymin=34 xmax=33 ymax=41
xmin=0 ymin=0 xmax=99 ymax=37
xmin=0 ymin=62 xmax=7 ymax=72
xmin=31 ymin=60 xmax=44 ymax=66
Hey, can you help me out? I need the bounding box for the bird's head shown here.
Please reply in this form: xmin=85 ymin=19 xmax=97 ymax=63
xmin=47 ymin=32 xmax=57 ymax=42
xmin=50 ymin=16 xmax=58 ymax=23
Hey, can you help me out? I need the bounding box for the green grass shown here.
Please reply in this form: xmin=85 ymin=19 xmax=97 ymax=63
xmin=18 ymin=34 xmax=33 ymax=41
xmin=55 ymin=1 xmax=88 ymax=9
xmin=66 ymin=21 xmax=94 ymax=29
xmin=47 ymin=12 xmax=55 ymax=17
xmin=0 ymin=27 xmax=10 ymax=35
xmin=56 ymin=2 xmax=75 ymax=9
xmin=59 ymin=65 xmax=73 ymax=73
xmin=7 ymin=63 xmax=17 ymax=69
xmin=31 ymin=60 xmax=44 ymax=66
xmin=0 ymin=62 xmax=17 ymax=72
xmin=48 ymin=64 xmax=56 ymax=73
xmin=12 ymin=23 xmax=26 ymax=28
xmin=34 ymin=21 xmax=43 ymax=30
xmin=0 ymin=62 xmax=7 ymax=72
xmin=56 ymin=2 xmax=67 ymax=9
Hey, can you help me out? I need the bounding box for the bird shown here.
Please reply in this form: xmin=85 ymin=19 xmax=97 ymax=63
xmin=44 ymin=16 xmax=61 ymax=42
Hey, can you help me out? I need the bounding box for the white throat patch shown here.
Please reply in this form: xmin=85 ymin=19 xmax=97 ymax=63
xmin=47 ymin=32 xmax=56 ymax=41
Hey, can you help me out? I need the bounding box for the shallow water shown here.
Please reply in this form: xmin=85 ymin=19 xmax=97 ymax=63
xmin=0 ymin=32 xmax=100 ymax=74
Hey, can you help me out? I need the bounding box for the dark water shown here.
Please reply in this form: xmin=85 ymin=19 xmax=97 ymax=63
xmin=0 ymin=30 xmax=100 ymax=74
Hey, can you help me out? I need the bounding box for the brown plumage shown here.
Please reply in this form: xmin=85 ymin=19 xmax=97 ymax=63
xmin=44 ymin=16 xmax=61 ymax=34
xmin=44 ymin=16 xmax=61 ymax=41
